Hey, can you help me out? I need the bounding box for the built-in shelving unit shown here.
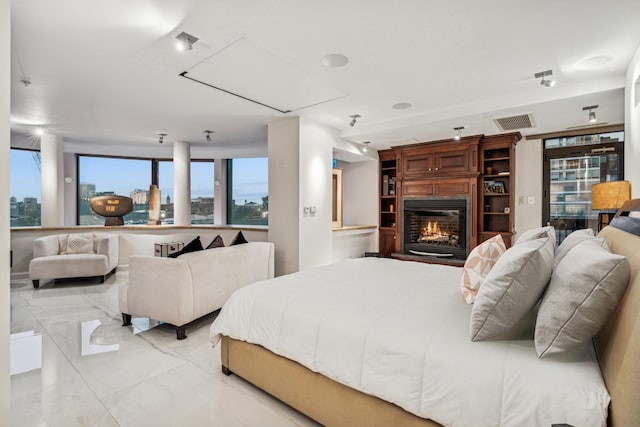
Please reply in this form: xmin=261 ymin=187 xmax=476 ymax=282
xmin=379 ymin=151 xmax=398 ymax=256
xmin=479 ymin=134 xmax=518 ymax=246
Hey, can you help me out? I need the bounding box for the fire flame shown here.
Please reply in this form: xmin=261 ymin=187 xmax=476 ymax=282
xmin=420 ymin=220 xmax=449 ymax=241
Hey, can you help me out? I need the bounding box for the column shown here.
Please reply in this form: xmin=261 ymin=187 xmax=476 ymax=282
xmin=173 ymin=141 xmax=191 ymax=226
xmin=1 ymin=0 xmax=11 ymax=420
xmin=40 ymin=133 xmax=64 ymax=227
xmin=213 ymin=158 xmax=227 ymax=225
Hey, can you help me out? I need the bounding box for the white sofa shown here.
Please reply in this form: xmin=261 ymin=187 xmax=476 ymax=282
xmin=119 ymin=241 xmax=275 ymax=339
xmin=29 ymin=233 xmax=119 ymax=289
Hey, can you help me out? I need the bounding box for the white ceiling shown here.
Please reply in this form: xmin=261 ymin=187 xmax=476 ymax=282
xmin=10 ymin=0 xmax=640 ymax=155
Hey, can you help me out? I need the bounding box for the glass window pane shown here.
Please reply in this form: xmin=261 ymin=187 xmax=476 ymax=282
xmin=229 ymin=158 xmax=268 ymax=225
xmin=10 ymin=149 xmax=41 ymax=227
xmin=78 ymin=157 xmax=151 ymax=225
xmin=544 ymin=131 xmax=624 ymax=149
xmin=158 ymin=161 xmax=174 ymax=225
xmin=191 ymin=161 xmax=214 ymax=224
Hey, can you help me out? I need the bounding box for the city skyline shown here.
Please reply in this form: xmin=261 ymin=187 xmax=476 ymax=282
xmin=10 ymin=151 xmax=268 ymax=205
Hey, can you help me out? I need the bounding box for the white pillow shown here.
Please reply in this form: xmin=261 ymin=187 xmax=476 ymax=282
xmin=63 ymin=233 xmax=95 ymax=254
xmin=470 ymin=236 xmax=554 ymax=341
xmin=460 ymin=234 xmax=506 ymax=304
xmin=535 ymin=238 xmax=629 ymax=358
xmin=515 ymin=225 xmax=556 ymax=247
xmin=553 ymin=228 xmax=595 ymax=269
xmin=57 ymin=234 xmax=69 ymax=254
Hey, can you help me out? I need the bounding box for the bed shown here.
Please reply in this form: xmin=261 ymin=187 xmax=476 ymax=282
xmin=210 ymin=200 xmax=640 ymax=427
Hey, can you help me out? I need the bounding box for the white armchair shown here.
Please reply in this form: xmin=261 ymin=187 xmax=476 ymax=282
xmin=29 ymin=233 xmax=119 ymax=289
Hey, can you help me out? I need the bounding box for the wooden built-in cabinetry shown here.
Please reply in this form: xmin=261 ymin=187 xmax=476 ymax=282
xmin=478 ymin=133 xmax=519 ymax=247
xmin=378 ymin=133 xmax=520 ymax=257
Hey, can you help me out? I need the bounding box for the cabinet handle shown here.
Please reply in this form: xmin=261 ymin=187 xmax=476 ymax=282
xmin=435 ymin=167 xmax=439 ymax=171
xmin=428 ymin=168 xmax=432 ymax=172
xmin=393 ymin=235 xmax=396 ymax=240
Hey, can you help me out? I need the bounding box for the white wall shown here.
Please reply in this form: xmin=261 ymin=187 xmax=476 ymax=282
xmin=626 ymin=44 xmax=640 ymax=197
xmin=268 ymin=117 xmax=301 ymax=275
xmin=298 ymin=118 xmax=334 ymax=271
xmin=1 ymin=0 xmax=11 ymax=420
xmin=337 ymin=159 xmax=379 ymax=227
xmin=514 ymin=138 xmax=543 ymax=239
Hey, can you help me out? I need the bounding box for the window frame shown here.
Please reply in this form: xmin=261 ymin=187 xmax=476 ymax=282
xmin=10 ymin=147 xmax=42 ymax=228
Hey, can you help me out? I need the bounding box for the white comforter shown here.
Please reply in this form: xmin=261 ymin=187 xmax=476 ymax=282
xmin=210 ymin=258 xmax=609 ymax=427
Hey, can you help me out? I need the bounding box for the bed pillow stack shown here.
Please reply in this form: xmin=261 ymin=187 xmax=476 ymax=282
xmin=534 ymin=232 xmax=630 ymax=358
xmin=467 ymin=226 xmax=631 ymax=359
xmin=460 ymin=234 xmax=506 ymax=304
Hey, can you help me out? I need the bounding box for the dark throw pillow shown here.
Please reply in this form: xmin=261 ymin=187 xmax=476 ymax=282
xmin=206 ymin=234 xmax=225 ymax=249
xmin=230 ymin=231 xmax=248 ymax=246
xmin=168 ymin=236 xmax=204 ymax=258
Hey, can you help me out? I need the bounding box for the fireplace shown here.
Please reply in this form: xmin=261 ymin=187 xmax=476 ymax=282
xmin=402 ymin=197 xmax=469 ymax=260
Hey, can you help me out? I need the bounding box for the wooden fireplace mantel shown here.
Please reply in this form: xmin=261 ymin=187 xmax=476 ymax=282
xmin=378 ymin=132 xmax=521 ymax=259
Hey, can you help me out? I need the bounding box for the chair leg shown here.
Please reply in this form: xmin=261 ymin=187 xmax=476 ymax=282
xmin=32 ymin=280 xmax=39 ymax=289
xmin=99 ymin=275 xmax=105 ymax=283
xmin=222 ymin=366 xmax=233 ymax=376
xmin=121 ymin=313 xmax=132 ymax=326
xmin=176 ymin=325 xmax=187 ymax=340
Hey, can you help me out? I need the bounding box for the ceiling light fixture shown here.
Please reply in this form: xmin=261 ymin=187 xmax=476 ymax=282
xmin=534 ymin=69 xmax=555 ymax=87
xmin=35 ymin=126 xmax=45 ymax=136
xmin=156 ymin=132 xmax=167 ymax=144
xmin=175 ymin=32 xmax=199 ymax=51
xmin=321 ymin=53 xmax=349 ymax=68
xmin=362 ymin=141 xmax=371 ymax=152
xmin=349 ymin=114 xmax=361 ymax=127
xmin=583 ymin=105 xmax=598 ymax=123
xmin=392 ymin=102 xmax=412 ymax=110
xmin=453 ymin=126 xmax=465 ymax=141
xmin=20 ymin=76 xmax=31 ymax=87
xmin=204 ymin=130 xmax=214 ymax=142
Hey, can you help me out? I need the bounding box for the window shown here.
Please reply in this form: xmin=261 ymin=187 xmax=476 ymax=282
xmin=158 ymin=160 xmax=174 ymax=225
xmin=10 ymin=148 xmax=42 ymax=227
xmin=191 ymin=161 xmax=215 ymax=224
xmin=78 ymin=156 xmax=151 ymax=225
xmin=543 ymin=130 xmax=624 ymax=243
xmin=228 ymin=158 xmax=268 ymax=225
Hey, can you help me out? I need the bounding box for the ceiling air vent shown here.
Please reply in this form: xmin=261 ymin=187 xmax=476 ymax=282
xmin=493 ymin=113 xmax=535 ymax=131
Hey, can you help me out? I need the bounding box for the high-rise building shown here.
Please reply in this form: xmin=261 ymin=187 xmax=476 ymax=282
xmin=79 ymin=183 xmax=96 ymax=203
xmin=130 ymin=189 xmax=149 ymax=204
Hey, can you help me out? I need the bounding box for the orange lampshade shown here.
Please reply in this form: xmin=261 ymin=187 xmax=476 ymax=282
xmin=591 ymin=181 xmax=631 ymax=210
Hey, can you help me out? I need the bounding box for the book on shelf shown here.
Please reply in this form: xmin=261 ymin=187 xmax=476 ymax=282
xmin=382 ymin=175 xmax=389 ymax=196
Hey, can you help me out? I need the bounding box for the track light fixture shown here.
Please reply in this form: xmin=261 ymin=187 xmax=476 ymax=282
xmin=534 ymin=69 xmax=555 ymax=87
xmin=453 ymin=126 xmax=465 ymax=141
xmin=175 ymin=32 xmax=199 ymax=51
xmin=362 ymin=141 xmax=371 ymax=152
xmin=204 ymin=130 xmax=214 ymax=142
xmin=583 ymin=105 xmax=598 ymax=123
xmin=349 ymin=114 xmax=361 ymax=127
xmin=156 ymin=132 xmax=167 ymax=144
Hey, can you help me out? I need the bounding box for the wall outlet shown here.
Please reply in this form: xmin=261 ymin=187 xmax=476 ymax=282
xmin=527 ymin=196 xmax=535 ymax=205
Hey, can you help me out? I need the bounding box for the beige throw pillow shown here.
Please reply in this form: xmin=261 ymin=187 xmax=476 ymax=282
xmin=57 ymin=234 xmax=69 ymax=254
xmin=515 ymin=225 xmax=556 ymax=247
xmin=535 ymin=238 xmax=629 ymax=358
xmin=470 ymin=236 xmax=554 ymax=341
xmin=460 ymin=234 xmax=506 ymax=304
xmin=553 ymin=228 xmax=595 ymax=269
xmin=63 ymin=233 xmax=95 ymax=254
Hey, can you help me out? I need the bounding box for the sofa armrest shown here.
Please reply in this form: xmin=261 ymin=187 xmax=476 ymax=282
xmin=33 ymin=235 xmax=60 ymax=258
xmin=96 ymin=234 xmax=119 ymax=271
xmin=125 ymin=256 xmax=195 ymax=326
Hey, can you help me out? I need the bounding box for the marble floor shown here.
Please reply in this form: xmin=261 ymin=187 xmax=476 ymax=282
xmin=9 ymin=270 xmax=320 ymax=427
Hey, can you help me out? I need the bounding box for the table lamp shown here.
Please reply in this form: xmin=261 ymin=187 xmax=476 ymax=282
xmin=591 ymin=181 xmax=631 ymax=230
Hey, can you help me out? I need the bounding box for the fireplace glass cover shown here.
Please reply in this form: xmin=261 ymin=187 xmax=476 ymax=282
xmin=403 ymin=198 xmax=468 ymax=260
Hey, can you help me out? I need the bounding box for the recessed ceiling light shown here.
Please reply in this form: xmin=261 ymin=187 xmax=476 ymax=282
xmin=576 ymin=56 xmax=613 ymax=70
xmin=175 ymin=32 xmax=198 ymax=51
xmin=321 ymin=53 xmax=349 ymax=68
xmin=392 ymin=102 xmax=412 ymax=110
xmin=35 ymin=127 xmax=44 ymax=136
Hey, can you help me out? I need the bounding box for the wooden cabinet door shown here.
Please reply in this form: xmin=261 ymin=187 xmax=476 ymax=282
xmin=402 ymin=149 xmax=434 ymax=177
xmin=433 ymin=149 xmax=470 ymax=174
xmin=380 ymin=229 xmax=397 ymax=257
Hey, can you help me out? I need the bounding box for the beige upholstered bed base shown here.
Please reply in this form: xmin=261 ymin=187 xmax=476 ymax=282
xmin=221 ymin=200 xmax=640 ymax=427
xmin=221 ymin=335 xmax=440 ymax=427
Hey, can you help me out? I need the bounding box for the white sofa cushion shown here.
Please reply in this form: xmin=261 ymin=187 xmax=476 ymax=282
xmin=63 ymin=233 xmax=95 ymax=254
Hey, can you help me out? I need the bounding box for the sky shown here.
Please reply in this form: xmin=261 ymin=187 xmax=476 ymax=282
xmin=9 ymin=150 xmax=268 ymax=204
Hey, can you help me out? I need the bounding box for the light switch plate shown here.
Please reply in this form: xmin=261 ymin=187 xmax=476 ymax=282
xmin=527 ymin=196 xmax=535 ymax=205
